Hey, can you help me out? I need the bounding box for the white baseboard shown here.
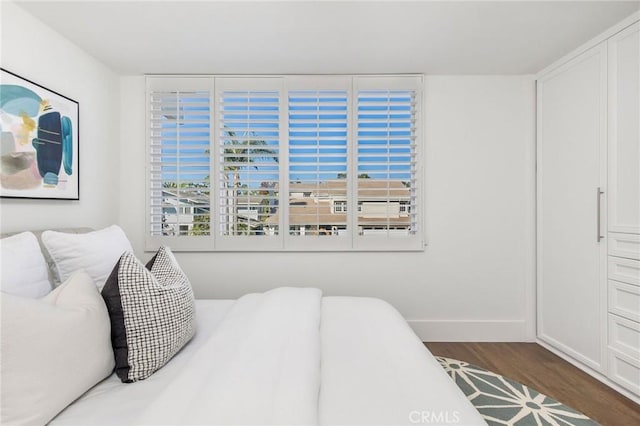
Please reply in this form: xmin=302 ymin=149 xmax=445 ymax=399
xmin=408 ymin=319 xmax=532 ymax=342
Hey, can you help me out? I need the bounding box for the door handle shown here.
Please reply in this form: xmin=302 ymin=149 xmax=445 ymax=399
xmin=597 ymin=187 xmax=604 ymax=242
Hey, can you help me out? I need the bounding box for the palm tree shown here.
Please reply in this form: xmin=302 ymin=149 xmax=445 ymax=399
xmin=180 ymin=128 xmax=277 ymax=236
xmin=222 ymin=129 xmax=278 ymax=235
xmin=337 ymin=173 xmax=370 ymax=179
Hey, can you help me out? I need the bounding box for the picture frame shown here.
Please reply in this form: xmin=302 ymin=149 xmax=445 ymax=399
xmin=0 ymin=68 xmax=79 ymax=200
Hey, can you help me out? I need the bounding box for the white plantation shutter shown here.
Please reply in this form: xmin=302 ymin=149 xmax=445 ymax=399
xmin=288 ymin=88 xmax=349 ymax=240
xmin=354 ymin=77 xmax=421 ymax=249
xmin=147 ymin=78 xmax=212 ymax=249
xmin=215 ymin=79 xmax=282 ymax=249
xmin=146 ymin=75 xmax=423 ymax=251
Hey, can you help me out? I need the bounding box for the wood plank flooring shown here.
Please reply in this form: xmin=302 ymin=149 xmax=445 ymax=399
xmin=424 ymin=342 xmax=640 ymax=426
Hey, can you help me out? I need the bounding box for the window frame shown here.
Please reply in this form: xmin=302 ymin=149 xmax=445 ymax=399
xmin=146 ymin=76 xmax=214 ymax=251
xmin=145 ymin=75 xmax=425 ymax=252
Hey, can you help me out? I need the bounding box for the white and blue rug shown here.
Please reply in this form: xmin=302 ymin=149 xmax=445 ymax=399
xmin=436 ymin=357 xmax=599 ymax=426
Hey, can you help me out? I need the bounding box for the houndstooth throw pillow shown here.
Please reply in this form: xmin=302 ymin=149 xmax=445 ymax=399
xmin=102 ymin=247 xmax=196 ymax=382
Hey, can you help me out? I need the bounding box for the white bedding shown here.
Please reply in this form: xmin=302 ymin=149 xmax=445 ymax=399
xmin=130 ymin=287 xmax=322 ymax=426
xmin=51 ymin=291 xmax=485 ymax=426
xmin=320 ymin=297 xmax=485 ymax=425
xmin=51 ymin=299 xmax=236 ymax=425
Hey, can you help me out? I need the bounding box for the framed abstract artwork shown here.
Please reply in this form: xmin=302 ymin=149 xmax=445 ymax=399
xmin=0 ymin=68 xmax=79 ymax=200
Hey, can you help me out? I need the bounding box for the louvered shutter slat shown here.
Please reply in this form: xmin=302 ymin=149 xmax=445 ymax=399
xmin=218 ymin=90 xmax=280 ymax=237
xmin=148 ymin=76 xmax=422 ymax=250
xmin=357 ymin=90 xmax=418 ymax=237
xmin=149 ymin=89 xmax=211 ymax=237
xmin=288 ymin=90 xmax=348 ymax=237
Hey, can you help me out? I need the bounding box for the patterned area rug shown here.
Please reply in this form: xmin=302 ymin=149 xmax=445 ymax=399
xmin=436 ymin=357 xmax=599 ymax=426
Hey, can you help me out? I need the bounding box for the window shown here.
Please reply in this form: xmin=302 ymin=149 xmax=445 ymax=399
xmin=333 ymin=200 xmax=347 ymax=213
xmin=288 ymin=86 xmax=349 ymax=240
xmin=217 ymin=84 xmax=280 ymax=238
xmin=148 ymin=78 xmax=211 ymax=247
xmin=147 ymin=76 xmax=423 ymax=251
xmin=355 ymin=81 xmax=418 ymax=240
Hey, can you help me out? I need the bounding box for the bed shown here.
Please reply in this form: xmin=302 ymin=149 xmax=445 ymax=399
xmin=1 ymin=227 xmax=486 ymax=426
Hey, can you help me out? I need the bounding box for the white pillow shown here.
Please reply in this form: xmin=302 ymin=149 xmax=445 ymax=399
xmin=42 ymin=225 xmax=133 ymax=289
xmin=0 ymin=270 xmax=115 ymax=425
xmin=0 ymin=232 xmax=51 ymax=298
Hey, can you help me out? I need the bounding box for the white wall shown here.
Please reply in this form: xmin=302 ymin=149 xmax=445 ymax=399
xmin=1 ymin=2 xmax=536 ymax=342
xmin=119 ymin=75 xmax=536 ymax=341
xmin=0 ymin=1 xmax=119 ymax=233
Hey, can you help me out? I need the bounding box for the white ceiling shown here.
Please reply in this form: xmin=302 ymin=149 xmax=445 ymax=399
xmin=12 ymin=0 xmax=640 ymax=75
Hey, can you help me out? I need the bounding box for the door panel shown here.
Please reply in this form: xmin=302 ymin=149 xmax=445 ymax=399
xmin=608 ymin=22 xmax=640 ymax=235
xmin=537 ymin=43 xmax=607 ymax=372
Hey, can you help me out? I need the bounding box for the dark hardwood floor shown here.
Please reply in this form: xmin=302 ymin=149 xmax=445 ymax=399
xmin=424 ymin=342 xmax=640 ymax=426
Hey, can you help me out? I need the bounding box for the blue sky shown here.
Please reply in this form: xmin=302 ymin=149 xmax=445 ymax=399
xmin=160 ymin=91 xmax=414 ymax=186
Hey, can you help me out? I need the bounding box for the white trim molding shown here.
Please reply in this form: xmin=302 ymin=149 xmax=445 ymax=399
xmin=410 ymin=319 xmax=531 ymax=342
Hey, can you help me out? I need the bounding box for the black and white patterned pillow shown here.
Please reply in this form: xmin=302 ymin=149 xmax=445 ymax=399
xmin=102 ymin=247 xmax=196 ymax=383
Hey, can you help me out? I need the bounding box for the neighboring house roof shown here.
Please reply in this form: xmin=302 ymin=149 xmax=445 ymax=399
xmin=265 ymin=180 xmax=412 ymax=227
xmin=235 ymin=195 xmax=269 ymax=205
xmin=264 ymin=198 xmax=411 ymax=227
xmin=161 ymin=180 xmax=412 ymax=228
xmin=287 ymin=179 xmax=411 ymax=199
xmin=162 ymin=189 xmax=209 ymax=206
xmin=270 ymin=199 xmax=344 ymax=226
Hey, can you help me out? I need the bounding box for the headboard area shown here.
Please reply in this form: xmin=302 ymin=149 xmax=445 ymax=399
xmin=1 ymin=227 xmax=94 ymax=242
xmin=1 ymin=228 xmax=94 ymax=287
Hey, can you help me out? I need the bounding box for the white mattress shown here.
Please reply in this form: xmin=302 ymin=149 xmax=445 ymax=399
xmin=51 ymin=297 xmax=484 ymax=426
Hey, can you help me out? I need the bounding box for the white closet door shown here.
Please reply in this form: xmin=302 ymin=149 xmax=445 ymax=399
xmin=537 ymin=42 xmax=607 ymax=372
xmin=608 ymin=22 xmax=640 ymax=235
